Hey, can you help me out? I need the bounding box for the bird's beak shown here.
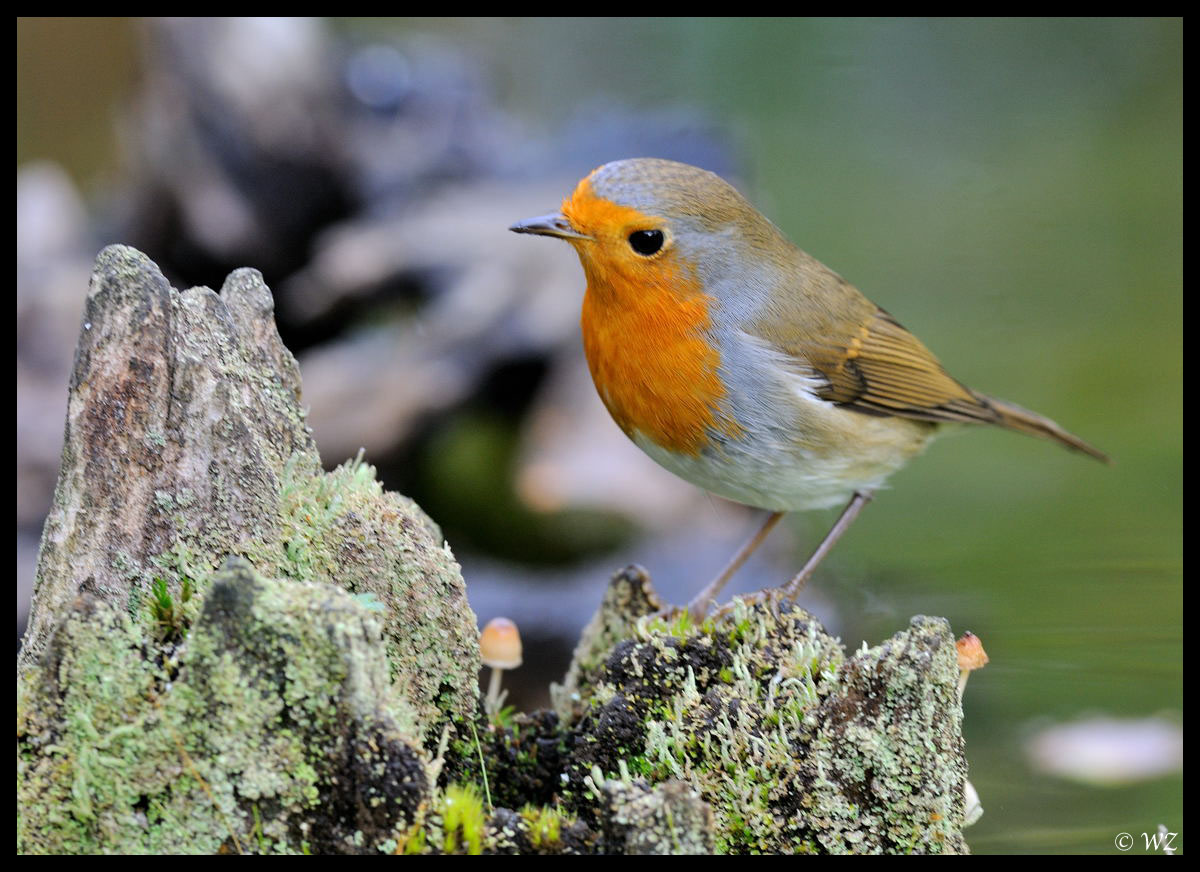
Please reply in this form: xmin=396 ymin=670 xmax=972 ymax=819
xmin=509 ymin=212 xmax=591 ymax=241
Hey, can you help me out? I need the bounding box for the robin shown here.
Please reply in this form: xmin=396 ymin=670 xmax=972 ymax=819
xmin=511 ymin=158 xmax=1108 ymax=619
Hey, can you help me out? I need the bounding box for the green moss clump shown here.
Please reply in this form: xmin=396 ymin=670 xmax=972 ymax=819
xmin=440 ymin=784 xmax=486 ymax=854
xmin=521 ymin=804 xmax=564 ymax=849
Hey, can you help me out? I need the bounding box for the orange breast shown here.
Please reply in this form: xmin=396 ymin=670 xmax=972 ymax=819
xmin=581 ymin=275 xmax=733 ymax=457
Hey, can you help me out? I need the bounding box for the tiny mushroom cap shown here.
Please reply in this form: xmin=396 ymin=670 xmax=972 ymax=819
xmin=956 ymin=632 xmax=990 ymax=672
xmin=480 ymin=617 xmax=523 ymax=670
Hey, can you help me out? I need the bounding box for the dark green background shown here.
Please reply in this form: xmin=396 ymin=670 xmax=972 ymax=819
xmin=18 ymin=17 xmax=1181 ymax=854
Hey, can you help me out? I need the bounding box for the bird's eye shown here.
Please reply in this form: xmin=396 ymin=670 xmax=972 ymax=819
xmin=628 ymin=229 xmax=665 ymax=256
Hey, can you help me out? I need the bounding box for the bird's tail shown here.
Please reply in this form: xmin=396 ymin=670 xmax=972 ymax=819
xmin=979 ymin=394 xmax=1111 ymax=464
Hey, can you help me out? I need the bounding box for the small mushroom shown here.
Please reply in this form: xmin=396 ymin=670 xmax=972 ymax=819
xmin=480 ymin=617 xmax=522 ymax=717
xmin=955 ymin=631 xmax=989 ymax=703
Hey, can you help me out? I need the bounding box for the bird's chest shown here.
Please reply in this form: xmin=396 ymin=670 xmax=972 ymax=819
xmin=580 ymin=287 xmax=733 ymax=457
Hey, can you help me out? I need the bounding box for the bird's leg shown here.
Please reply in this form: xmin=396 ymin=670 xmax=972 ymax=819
xmin=687 ymin=510 xmax=784 ymax=621
xmin=778 ymin=490 xmax=874 ymax=601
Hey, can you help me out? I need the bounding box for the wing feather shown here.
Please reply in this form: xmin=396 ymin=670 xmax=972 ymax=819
xmin=773 ymin=306 xmax=1004 ymax=424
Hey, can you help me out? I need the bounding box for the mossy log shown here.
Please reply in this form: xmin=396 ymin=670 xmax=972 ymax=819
xmin=17 ymin=246 xmax=971 ymax=854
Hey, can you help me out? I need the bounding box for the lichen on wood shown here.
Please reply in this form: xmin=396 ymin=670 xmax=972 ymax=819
xmin=18 ymin=246 xmax=479 ymax=853
xmin=541 ymin=566 xmax=970 ymax=854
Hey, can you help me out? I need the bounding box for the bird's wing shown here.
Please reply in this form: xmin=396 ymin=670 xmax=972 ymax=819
xmin=765 ymin=305 xmax=1003 ymax=425
xmin=744 ymin=267 xmax=1109 ymax=461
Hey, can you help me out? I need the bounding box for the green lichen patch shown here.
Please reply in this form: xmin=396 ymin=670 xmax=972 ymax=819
xmin=265 ymin=450 xmax=480 ymax=733
xmin=796 ymin=616 xmax=968 ymax=853
xmin=18 ymin=559 xmax=428 ymax=854
xmin=587 ymin=772 xmax=714 ymax=854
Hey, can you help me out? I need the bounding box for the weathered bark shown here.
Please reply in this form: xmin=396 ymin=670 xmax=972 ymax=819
xmin=21 ymin=247 xmax=316 ymax=673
